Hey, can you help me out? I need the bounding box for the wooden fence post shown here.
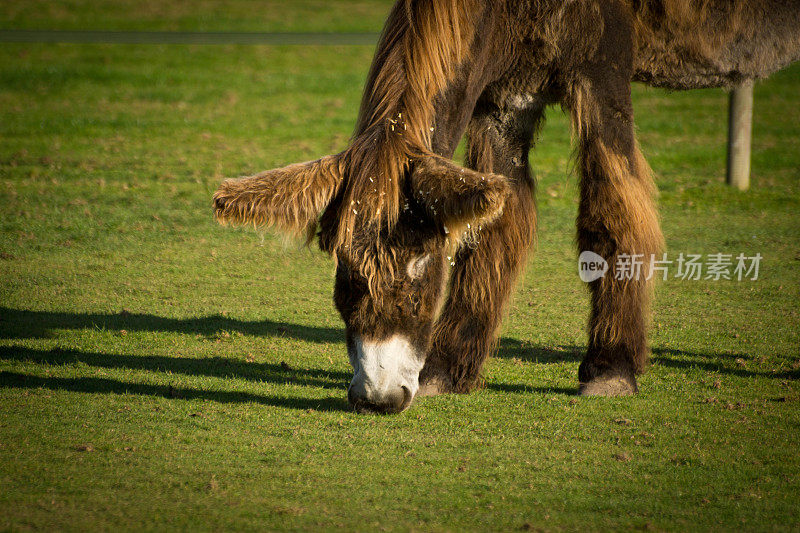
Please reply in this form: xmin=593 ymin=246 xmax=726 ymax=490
xmin=726 ymin=80 xmax=754 ymax=191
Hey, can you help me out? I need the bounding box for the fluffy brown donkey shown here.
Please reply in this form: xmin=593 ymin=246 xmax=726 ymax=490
xmin=214 ymin=0 xmax=800 ymax=412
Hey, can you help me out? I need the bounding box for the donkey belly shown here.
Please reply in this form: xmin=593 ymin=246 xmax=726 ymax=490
xmin=633 ymin=46 xmax=736 ymax=89
xmin=633 ymin=40 xmax=800 ymax=90
xmin=631 ymin=0 xmax=800 ymax=90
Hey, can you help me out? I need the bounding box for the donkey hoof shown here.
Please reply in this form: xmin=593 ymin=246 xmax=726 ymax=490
xmin=579 ymin=374 xmax=638 ymax=397
xmin=417 ymin=373 xmax=453 ymax=397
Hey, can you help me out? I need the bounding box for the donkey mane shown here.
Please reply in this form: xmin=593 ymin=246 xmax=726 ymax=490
xmin=333 ymin=0 xmax=480 ymax=251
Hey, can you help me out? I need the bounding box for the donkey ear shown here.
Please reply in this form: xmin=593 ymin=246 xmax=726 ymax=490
xmin=410 ymin=155 xmax=510 ymax=237
xmin=213 ymin=154 xmax=344 ymax=240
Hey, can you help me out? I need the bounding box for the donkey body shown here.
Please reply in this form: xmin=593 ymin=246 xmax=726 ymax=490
xmin=214 ymin=0 xmax=800 ymax=413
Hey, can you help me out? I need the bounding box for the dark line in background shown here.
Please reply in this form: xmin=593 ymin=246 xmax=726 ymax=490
xmin=0 ymin=30 xmax=380 ymax=45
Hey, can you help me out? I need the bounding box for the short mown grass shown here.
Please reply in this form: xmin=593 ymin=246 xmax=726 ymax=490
xmin=1 ymin=2 xmax=799 ymax=531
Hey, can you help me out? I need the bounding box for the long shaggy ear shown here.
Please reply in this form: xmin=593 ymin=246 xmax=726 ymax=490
xmin=213 ymin=154 xmax=344 ymax=240
xmin=410 ymin=155 xmax=511 ymax=238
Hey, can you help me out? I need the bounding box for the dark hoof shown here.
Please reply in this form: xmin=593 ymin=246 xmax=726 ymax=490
xmin=417 ymin=370 xmax=453 ymax=397
xmin=579 ymin=373 xmax=638 ymax=397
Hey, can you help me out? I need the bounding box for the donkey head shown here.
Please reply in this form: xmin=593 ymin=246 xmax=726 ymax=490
xmin=213 ymin=153 xmax=509 ymax=413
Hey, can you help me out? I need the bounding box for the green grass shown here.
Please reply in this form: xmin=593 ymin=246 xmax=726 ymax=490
xmin=1 ymin=3 xmax=799 ymax=531
xmin=1 ymin=0 xmax=396 ymax=32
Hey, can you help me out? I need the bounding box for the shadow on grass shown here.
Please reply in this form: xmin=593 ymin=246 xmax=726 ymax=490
xmin=497 ymin=340 xmax=798 ymax=380
xmin=0 ymin=346 xmax=350 ymax=390
xmin=1 ymin=308 xmax=793 ymax=407
xmin=0 ymin=371 xmax=350 ymax=412
xmin=0 ymin=307 xmax=343 ymax=343
xmin=652 ymin=347 xmax=799 ymax=380
xmin=0 ymin=345 xmax=575 ymax=398
xmin=0 ymin=306 xmax=584 ymax=364
xmin=486 ymin=382 xmax=576 ymax=395
xmin=496 ymin=338 xmax=583 ymax=364
xmin=1 ymin=343 xmax=790 ymax=413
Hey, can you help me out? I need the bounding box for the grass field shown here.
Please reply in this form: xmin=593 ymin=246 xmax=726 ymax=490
xmin=1 ymin=2 xmax=799 ymax=531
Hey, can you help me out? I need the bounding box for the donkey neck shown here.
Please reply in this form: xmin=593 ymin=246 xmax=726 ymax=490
xmin=428 ymin=9 xmax=512 ymax=159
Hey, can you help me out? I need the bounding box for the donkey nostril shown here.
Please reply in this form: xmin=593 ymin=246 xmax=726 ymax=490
xmin=398 ymin=385 xmax=413 ymax=411
xmin=348 ymin=384 xmax=413 ymax=414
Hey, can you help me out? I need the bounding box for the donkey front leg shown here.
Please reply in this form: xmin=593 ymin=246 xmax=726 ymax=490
xmin=419 ymin=104 xmax=541 ymax=395
xmin=570 ymin=77 xmax=664 ymax=396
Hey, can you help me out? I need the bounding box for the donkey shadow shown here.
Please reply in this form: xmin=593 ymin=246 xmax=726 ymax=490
xmin=0 ymin=308 xmax=793 ymax=409
xmin=0 ymin=343 xmax=578 ymax=405
xmin=495 ymin=337 xmax=798 ymax=381
xmin=0 ymin=307 xmax=352 ymax=411
xmin=0 ymin=370 xmax=350 ymax=412
xmin=0 ymin=307 xmax=341 ymax=343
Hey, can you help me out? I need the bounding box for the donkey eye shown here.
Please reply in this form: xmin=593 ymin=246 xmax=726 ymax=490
xmin=406 ymin=254 xmax=432 ymax=279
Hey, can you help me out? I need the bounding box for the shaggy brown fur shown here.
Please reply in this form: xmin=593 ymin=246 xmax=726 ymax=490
xmin=214 ymin=0 xmax=800 ymax=410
